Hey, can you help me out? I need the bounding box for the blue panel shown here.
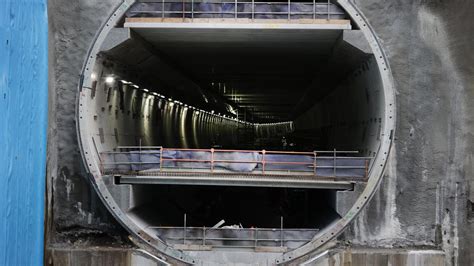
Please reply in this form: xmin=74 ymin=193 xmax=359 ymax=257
xmin=0 ymin=1 xmax=48 ymax=265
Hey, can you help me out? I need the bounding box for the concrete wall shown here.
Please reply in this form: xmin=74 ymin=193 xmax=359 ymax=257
xmin=47 ymin=0 xmax=474 ymax=265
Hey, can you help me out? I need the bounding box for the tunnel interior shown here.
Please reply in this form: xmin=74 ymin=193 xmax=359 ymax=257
xmin=82 ymin=6 xmax=386 ymax=247
xmin=129 ymin=185 xmax=338 ymax=229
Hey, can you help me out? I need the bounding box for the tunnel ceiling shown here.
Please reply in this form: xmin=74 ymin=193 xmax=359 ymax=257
xmin=104 ymin=27 xmax=372 ymax=122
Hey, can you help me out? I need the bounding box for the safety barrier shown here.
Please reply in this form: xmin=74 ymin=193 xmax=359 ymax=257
xmin=100 ymin=146 xmax=371 ymax=179
xmin=126 ymin=0 xmax=346 ymax=21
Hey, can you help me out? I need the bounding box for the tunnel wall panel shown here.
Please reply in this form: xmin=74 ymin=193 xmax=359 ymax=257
xmin=294 ymin=56 xmax=383 ymax=156
xmin=88 ymin=56 xmax=253 ymax=153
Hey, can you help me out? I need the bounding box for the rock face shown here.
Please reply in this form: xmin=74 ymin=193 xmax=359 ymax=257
xmin=46 ymin=0 xmax=474 ymax=265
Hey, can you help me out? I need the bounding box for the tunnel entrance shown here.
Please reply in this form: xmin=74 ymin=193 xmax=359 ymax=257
xmin=96 ymin=22 xmax=373 ymax=229
xmin=77 ymin=0 xmax=395 ymax=263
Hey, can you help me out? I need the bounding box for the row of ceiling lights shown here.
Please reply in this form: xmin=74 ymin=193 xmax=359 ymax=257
xmin=111 ymin=77 xmax=254 ymax=125
xmin=100 ymin=75 xmax=288 ymax=126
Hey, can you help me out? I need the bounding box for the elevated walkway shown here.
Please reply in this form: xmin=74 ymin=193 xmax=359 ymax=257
xmin=124 ymin=0 xmax=352 ymax=30
xmin=101 ymin=147 xmax=370 ymax=189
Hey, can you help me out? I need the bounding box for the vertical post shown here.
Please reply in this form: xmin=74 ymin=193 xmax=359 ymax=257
xmin=280 ymin=216 xmax=284 ymax=247
xmin=235 ymin=0 xmax=237 ymax=19
xmin=203 ymin=226 xmax=206 ymax=246
xmin=288 ymin=0 xmax=291 ymax=21
xmin=251 ymin=0 xmax=254 ymax=21
xmin=333 ymin=148 xmax=337 ymax=177
xmin=327 ymin=0 xmax=330 ymax=20
xmin=313 ymin=151 xmax=317 ymax=176
xmin=211 ymin=148 xmax=215 ymax=173
xmin=191 ymin=0 xmax=194 ymax=21
xmin=162 ymin=0 xmax=165 ymax=19
xmin=312 ymin=0 xmax=316 ymax=19
xmin=183 ymin=213 xmax=187 ymax=244
xmin=254 ymin=228 xmax=258 ymax=248
xmin=262 ymin=150 xmax=266 ymax=174
xmin=159 ymin=147 xmax=163 ymax=172
xmin=138 ymin=138 xmax=142 ymax=173
xmin=365 ymin=159 xmax=369 ymax=179
xmin=182 ymin=0 xmax=185 ymax=21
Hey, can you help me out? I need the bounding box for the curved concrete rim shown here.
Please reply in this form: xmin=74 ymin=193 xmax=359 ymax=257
xmin=75 ymin=0 xmax=396 ymax=264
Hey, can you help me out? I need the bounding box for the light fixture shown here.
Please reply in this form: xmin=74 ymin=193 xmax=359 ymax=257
xmin=142 ymin=89 xmax=149 ymax=93
xmin=91 ymin=73 xmax=97 ymax=80
xmin=132 ymin=84 xmax=139 ymax=88
xmin=105 ymin=76 xmax=114 ymax=84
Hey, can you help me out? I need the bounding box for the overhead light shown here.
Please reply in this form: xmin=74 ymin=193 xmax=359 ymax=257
xmin=105 ymin=76 xmax=114 ymax=84
xmin=142 ymin=89 xmax=149 ymax=93
xmin=132 ymin=84 xmax=139 ymax=88
xmin=195 ymin=111 xmax=200 ymax=115
xmin=120 ymin=80 xmax=131 ymax=84
xmin=91 ymin=73 xmax=97 ymax=80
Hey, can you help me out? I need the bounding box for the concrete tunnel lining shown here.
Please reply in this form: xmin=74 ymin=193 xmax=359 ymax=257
xmin=76 ymin=0 xmax=395 ymax=264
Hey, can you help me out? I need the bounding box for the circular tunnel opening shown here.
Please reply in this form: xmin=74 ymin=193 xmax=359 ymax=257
xmin=77 ymin=0 xmax=395 ymax=264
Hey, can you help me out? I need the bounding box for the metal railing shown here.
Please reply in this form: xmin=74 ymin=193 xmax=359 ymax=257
xmin=100 ymin=146 xmax=371 ymax=179
xmin=149 ymin=215 xmax=318 ymax=249
xmin=128 ymin=0 xmax=346 ymax=21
